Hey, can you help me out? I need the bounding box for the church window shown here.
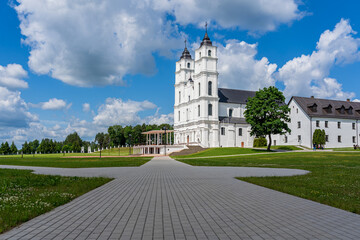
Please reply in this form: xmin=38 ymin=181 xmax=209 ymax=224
xmin=208 ymin=81 xmax=212 ymax=96
xmin=178 ymin=111 xmax=180 ymax=121
xmin=198 ymin=83 xmax=201 ymax=96
xmin=199 ymin=52 xmax=201 ymax=58
xmin=221 ymin=127 xmax=225 ymax=135
xmin=229 ymin=108 xmax=233 ymax=117
xmin=187 ymin=62 xmax=190 ymax=68
xmin=208 ymin=104 xmax=213 ymax=116
xmin=208 ymin=50 xmax=211 ymax=57
xmin=198 ymin=105 xmax=200 ymax=117
xmin=238 ymin=128 xmax=242 ymax=136
xmin=188 ymin=95 xmax=190 ymax=102
xmin=179 ymin=91 xmax=181 ymax=103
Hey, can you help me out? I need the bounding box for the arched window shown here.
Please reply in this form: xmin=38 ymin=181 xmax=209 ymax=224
xmin=187 ymin=62 xmax=190 ymax=68
xmin=179 ymin=91 xmax=181 ymax=103
xmin=208 ymin=104 xmax=213 ymax=116
xmin=199 ymin=52 xmax=201 ymax=58
xmin=198 ymin=105 xmax=200 ymax=117
xmin=198 ymin=83 xmax=201 ymax=96
xmin=229 ymin=108 xmax=233 ymax=117
xmin=208 ymin=81 xmax=212 ymax=96
xmin=178 ymin=111 xmax=180 ymax=121
xmin=208 ymin=50 xmax=211 ymax=57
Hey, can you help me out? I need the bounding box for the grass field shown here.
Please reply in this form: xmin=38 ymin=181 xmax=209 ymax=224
xmin=0 ymin=169 xmax=111 ymax=233
xmin=0 ymin=154 xmax=151 ymax=168
xmin=258 ymin=145 xmax=303 ymax=151
xmin=177 ymin=151 xmax=360 ymax=214
xmin=174 ymin=147 xmax=267 ymax=159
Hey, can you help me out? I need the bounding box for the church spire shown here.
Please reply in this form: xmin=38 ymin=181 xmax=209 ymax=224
xmin=180 ymin=38 xmax=192 ymax=59
xmin=200 ymin=21 xmax=212 ymax=47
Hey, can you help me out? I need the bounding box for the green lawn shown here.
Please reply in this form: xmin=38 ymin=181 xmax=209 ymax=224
xmin=174 ymin=147 xmax=267 ymax=159
xmin=177 ymin=152 xmax=360 ymax=214
xmin=258 ymin=145 xmax=303 ymax=151
xmin=329 ymin=147 xmax=360 ymax=151
xmin=0 ymin=155 xmax=151 ymax=168
xmin=0 ymin=169 xmax=111 ymax=233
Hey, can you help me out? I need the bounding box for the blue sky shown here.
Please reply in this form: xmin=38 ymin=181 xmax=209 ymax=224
xmin=1 ymin=0 xmax=360 ymax=145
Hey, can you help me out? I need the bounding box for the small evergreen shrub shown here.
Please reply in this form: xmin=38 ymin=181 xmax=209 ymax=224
xmin=253 ymin=137 xmax=267 ymax=147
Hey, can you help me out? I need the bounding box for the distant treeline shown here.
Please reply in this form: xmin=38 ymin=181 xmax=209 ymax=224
xmin=0 ymin=124 xmax=173 ymax=155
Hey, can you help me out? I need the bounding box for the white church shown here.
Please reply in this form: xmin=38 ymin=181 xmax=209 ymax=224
xmin=173 ymin=29 xmax=360 ymax=150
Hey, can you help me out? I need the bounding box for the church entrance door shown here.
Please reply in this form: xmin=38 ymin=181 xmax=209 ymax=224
xmin=241 ymin=142 xmax=244 ymax=148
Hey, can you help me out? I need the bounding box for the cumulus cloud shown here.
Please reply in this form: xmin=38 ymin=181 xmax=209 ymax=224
xmin=30 ymin=98 xmax=71 ymax=110
xmin=217 ymin=40 xmax=277 ymax=90
xmin=0 ymin=64 xmax=28 ymax=89
xmin=82 ymin=103 xmax=90 ymax=112
xmin=278 ymin=19 xmax=360 ymax=99
xmin=154 ymin=0 xmax=303 ymax=33
xmin=93 ymin=98 xmax=157 ymax=126
xmin=0 ymin=86 xmax=37 ymax=129
xmin=14 ymin=0 xmax=183 ymax=87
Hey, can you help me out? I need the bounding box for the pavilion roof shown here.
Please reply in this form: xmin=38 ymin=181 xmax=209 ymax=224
xmin=142 ymin=130 xmax=174 ymax=135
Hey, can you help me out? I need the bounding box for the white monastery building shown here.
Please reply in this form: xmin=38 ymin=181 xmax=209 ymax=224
xmin=173 ymin=29 xmax=360 ymax=149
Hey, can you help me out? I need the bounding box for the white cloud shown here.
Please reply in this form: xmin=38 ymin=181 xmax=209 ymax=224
xmin=82 ymin=103 xmax=90 ymax=112
xmin=0 ymin=64 xmax=28 ymax=89
xmin=154 ymin=0 xmax=303 ymax=33
xmin=30 ymin=98 xmax=71 ymax=110
xmin=93 ymin=98 xmax=157 ymax=126
xmin=14 ymin=0 xmax=183 ymax=87
xmin=0 ymin=86 xmax=37 ymax=129
xmin=278 ymin=19 xmax=360 ymax=100
xmin=217 ymin=40 xmax=277 ymax=90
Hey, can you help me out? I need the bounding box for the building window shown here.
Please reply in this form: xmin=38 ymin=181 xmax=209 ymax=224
xmin=316 ymin=120 xmax=320 ymax=127
xmin=325 ymin=121 xmax=328 ymax=128
xmin=296 ymin=108 xmax=298 ymax=113
xmin=325 ymin=135 xmax=329 ymax=142
xmin=338 ymin=135 xmax=341 ymax=142
xmin=178 ymin=111 xmax=180 ymax=121
xmin=208 ymin=81 xmax=212 ymax=96
xmin=298 ymin=135 xmax=301 ymax=142
xmin=338 ymin=122 xmax=341 ymax=129
xmin=186 ymin=109 xmax=189 ymax=121
xmin=198 ymin=105 xmax=200 ymax=117
xmin=297 ymin=121 xmax=301 ymax=128
xmin=198 ymin=83 xmax=201 ymax=96
xmin=199 ymin=52 xmax=201 ymax=58
xmin=188 ymin=96 xmax=190 ymax=102
xmin=179 ymin=91 xmax=181 ymax=103
xmin=187 ymin=62 xmax=190 ymax=68
xmin=208 ymin=50 xmax=211 ymax=57
xmin=352 ymin=123 xmax=356 ymax=130
xmin=284 ymin=136 xmax=288 ymax=143
xmin=221 ymin=127 xmax=225 ymax=135
xmin=238 ymin=128 xmax=242 ymax=136
xmin=208 ymin=104 xmax=213 ymax=116
xmin=353 ymin=136 xmax=356 ymax=143
xmin=229 ymin=108 xmax=233 ymax=117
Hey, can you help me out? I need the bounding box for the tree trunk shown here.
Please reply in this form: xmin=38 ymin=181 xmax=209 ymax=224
xmin=267 ymin=134 xmax=272 ymax=151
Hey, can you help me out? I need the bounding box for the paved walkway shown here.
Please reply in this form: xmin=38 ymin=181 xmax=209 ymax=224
xmin=1 ymin=157 xmax=359 ymax=240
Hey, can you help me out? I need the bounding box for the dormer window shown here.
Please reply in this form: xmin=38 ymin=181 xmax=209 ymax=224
xmin=323 ymin=104 xmax=332 ymax=113
xmin=187 ymin=63 xmax=190 ymax=68
xmin=308 ymin=103 xmax=317 ymax=112
xmin=337 ymin=106 xmax=345 ymax=114
xmin=208 ymin=50 xmax=211 ymax=57
xmin=347 ymin=106 xmax=353 ymax=114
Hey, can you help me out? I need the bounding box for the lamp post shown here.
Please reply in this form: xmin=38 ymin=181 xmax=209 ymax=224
xmin=163 ymin=126 xmax=167 ymax=156
xmin=129 ymin=134 xmax=132 ymax=155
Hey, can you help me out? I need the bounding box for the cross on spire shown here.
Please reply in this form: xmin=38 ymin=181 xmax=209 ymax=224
xmin=205 ymin=21 xmax=208 ymax=33
xmin=184 ymin=39 xmax=187 ymax=48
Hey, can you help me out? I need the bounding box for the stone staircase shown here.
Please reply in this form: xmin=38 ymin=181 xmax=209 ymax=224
xmin=170 ymin=145 xmax=207 ymax=156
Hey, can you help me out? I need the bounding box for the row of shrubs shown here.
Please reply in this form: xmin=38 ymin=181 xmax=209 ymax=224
xmin=253 ymin=137 xmax=267 ymax=147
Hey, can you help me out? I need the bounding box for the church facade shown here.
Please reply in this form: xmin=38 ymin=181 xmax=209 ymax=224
xmin=173 ymin=30 xmax=360 ymax=149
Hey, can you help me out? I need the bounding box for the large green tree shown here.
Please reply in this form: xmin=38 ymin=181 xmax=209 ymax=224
xmin=244 ymin=86 xmax=291 ymax=151
xmin=313 ymin=129 xmax=326 ymax=148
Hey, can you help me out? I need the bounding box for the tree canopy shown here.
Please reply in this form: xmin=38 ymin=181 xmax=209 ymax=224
xmin=244 ymin=86 xmax=291 ymax=151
